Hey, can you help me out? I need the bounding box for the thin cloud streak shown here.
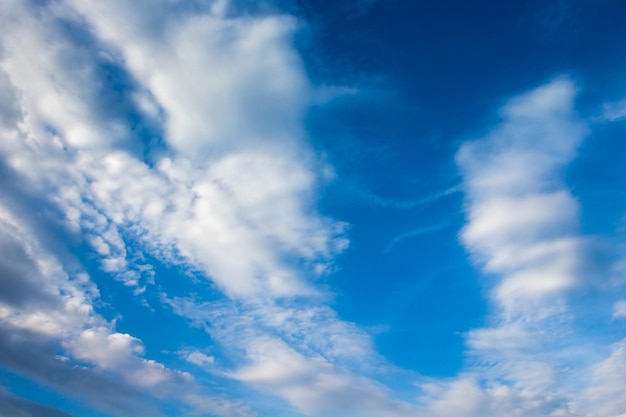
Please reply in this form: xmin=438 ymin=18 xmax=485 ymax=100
xmin=361 ymin=184 xmax=461 ymax=210
xmin=382 ymin=222 xmax=452 ymax=253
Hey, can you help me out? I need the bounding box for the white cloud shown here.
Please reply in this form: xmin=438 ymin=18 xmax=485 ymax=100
xmin=457 ymin=78 xmax=588 ymax=314
xmin=383 ymin=222 xmax=451 ymax=253
xmin=162 ymin=294 xmax=417 ymax=415
xmin=183 ymin=393 xmax=257 ymax=417
xmin=0 ymin=385 xmax=76 ymax=417
xmin=231 ymin=337 xmax=417 ymax=417
xmin=0 ymin=1 xmax=403 ymax=416
xmin=424 ymin=77 xmax=626 ymax=417
xmin=613 ymin=300 xmax=626 ymax=319
xmin=65 ymin=0 xmax=309 ymax=156
xmin=8 ymin=0 xmax=624 ymax=416
xmin=419 ymin=377 xmax=576 ymax=417
xmin=602 ymin=99 xmax=626 ymax=122
xmin=583 ymin=339 xmax=626 ymax=417
xmin=163 ymin=294 xmax=379 ymax=367
xmin=0 ymin=201 xmax=186 ymax=415
xmin=67 ymin=327 xmax=183 ymax=389
xmin=182 ymin=350 xmax=215 ymax=368
xmin=0 ymin=0 xmax=347 ymax=300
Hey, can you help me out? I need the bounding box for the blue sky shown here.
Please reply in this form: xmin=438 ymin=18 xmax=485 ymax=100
xmin=1 ymin=0 xmax=626 ymax=416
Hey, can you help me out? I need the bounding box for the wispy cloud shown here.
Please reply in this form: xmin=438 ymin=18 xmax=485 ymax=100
xmin=359 ymin=184 xmax=461 ymax=210
xmin=613 ymin=300 xmax=626 ymax=319
xmin=161 ymin=294 xmax=420 ymax=415
xmin=382 ymin=222 xmax=452 ymax=253
xmin=601 ymin=99 xmax=626 ymax=122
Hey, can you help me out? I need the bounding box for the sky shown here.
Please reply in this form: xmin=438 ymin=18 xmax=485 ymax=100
xmin=1 ymin=0 xmax=626 ymax=416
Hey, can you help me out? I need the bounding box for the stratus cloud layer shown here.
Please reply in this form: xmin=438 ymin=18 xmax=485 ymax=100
xmin=0 ymin=0 xmax=418 ymax=416
xmin=416 ymin=79 xmax=626 ymax=417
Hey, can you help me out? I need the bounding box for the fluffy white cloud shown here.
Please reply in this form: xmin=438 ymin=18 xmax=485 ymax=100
xmin=0 ymin=0 xmax=345 ymax=298
xmin=64 ymin=0 xmax=309 ymax=155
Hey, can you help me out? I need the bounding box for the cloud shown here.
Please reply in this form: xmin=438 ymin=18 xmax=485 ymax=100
xmin=613 ymin=300 xmax=626 ymax=319
xmin=230 ymin=337 xmax=417 ymax=417
xmin=413 ymin=77 xmax=626 ymax=417
xmin=357 ymin=184 xmax=461 ymax=210
xmin=0 ymin=200 xmax=199 ymax=416
xmin=584 ymin=338 xmax=626 ymax=417
xmin=162 ymin=295 xmax=377 ymax=366
xmin=182 ymin=350 xmax=216 ymax=368
xmin=0 ymin=0 xmax=346 ymax=298
xmin=602 ymin=99 xmax=626 ymax=122
xmin=1 ymin=0 xmax=345 ymax=298
xmin=8 ymin=0 xmax=624 ymax=416
xmin=162 ymin=294 xmax=419 ymax=416
xmin=64 ymin=0 xmax=309 ymax=156
xmin=0 ymin=180 xmax=266 ymax=416
xmin=0 ymin=323 xmax=165 ymax=417
xmin=0 ymin=0 xmax=408 ymax=415
xmin=382 ymin=222 xmax=452 ymax=253
xmin=183 ymin=393 xmax=258 ymax=417
xmin=457 ymin=77 xmax=588 ymax=313
xmin=419 ymin=377 xmax=575 ymax=417
xmin=0 ymin=387 xmax=76 ymax=417
xmin=0 ymin=225 xmax=60 ymax=309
